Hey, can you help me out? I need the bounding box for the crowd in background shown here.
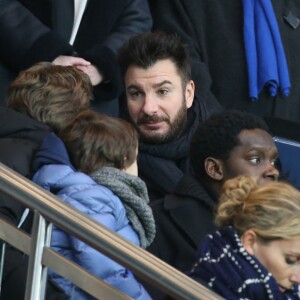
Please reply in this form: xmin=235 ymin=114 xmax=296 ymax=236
xmin=1 ymin=0 xmax=300 ymax=299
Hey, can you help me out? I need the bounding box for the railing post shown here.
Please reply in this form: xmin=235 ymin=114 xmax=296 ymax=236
xmin=25 ymin=210 xmax=50 ymax=300
xmin=0 ymin=242 xmax=6 ymax=295
xmin=41 ymin=222 xmax=52 ymax=299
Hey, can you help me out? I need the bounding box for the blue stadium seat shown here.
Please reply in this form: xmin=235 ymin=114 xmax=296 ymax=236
xmin=274 ymin=136 xmax=300 ymax=189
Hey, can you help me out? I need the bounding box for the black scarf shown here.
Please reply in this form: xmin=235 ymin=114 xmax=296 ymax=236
xmin=138 ymin=100 xmax=201 ymax=200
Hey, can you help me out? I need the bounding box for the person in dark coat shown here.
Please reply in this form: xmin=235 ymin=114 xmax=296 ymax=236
xmin=0 ymin=0 xmax=152 ymax=115
xmin=0 ymin=107 xmax=67 ymax=300
xmin=0 ymin=62 xmax=92 ymax=300
xmin=145 ymin=110 xmax=279 ymax=299
xmin=3 ymin=61 xmax=91 ymax=227
xmin=149 ymin=0 xmax=300 ymax=124
xmin=118 ymin=31 xmax=222 ymax=200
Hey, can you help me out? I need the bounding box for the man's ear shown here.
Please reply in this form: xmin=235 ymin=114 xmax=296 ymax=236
xmin=185 ymin=80 xmax=195 ymax=109
xmin=205 ymin=157 xmax=224 ymax=180
xmin=241 ymin=229 xmax=258 ymax=255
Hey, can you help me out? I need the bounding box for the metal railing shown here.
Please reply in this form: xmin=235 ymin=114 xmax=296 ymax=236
xmin=0 ymin=162 xmax=223 ymax=299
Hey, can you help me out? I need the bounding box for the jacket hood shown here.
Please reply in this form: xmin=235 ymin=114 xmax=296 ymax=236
xmin=32 ymin=132 xmax=73 ymax=172
xmin=0 ymin=107 xmax=50 ymax=142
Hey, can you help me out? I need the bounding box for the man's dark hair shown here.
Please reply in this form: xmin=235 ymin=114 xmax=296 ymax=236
xmin=190 ymin=110 xmax=271 ymax=181
xmin=118 ymin=31 xmax=191 ymax=85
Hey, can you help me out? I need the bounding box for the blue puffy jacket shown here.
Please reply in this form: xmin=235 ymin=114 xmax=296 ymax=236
xmin=33 ymin=133 xmax=151 ymax=299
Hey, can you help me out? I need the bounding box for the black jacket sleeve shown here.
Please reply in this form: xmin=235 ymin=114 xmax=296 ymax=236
xmin=82 ymin=0 xmax=153 ymax=101
xmin=0 ymin=0 xmax=74 ymax=70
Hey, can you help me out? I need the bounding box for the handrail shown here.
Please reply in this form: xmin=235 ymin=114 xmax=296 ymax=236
xmin=0 ymin=162 xmax=223 ymax=299
xmin=0 ymin=214 xmax=132 ymax=299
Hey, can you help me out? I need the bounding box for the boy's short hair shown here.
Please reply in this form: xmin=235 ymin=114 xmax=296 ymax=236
xmin=59 ymin=111 xmax=138 ymax=173
xmin=6 ymin=62 xmax=92 ymax=132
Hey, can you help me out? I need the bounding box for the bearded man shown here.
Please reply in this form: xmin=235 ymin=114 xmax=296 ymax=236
xmin=118 ymin=32 xmax=222 ymax=200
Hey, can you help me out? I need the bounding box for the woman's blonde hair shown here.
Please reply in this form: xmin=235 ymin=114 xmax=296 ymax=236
xmin=59 ymin=111 xmax=138 ymax=173
xmin=6 ymin=62 xmax=92 ymax=132
xmin=216 ymin=175 xmax=300 ymax=242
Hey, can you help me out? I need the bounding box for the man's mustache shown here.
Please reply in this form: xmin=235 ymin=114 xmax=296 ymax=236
xmin=137 ymin=115 xmax=169 ymax=124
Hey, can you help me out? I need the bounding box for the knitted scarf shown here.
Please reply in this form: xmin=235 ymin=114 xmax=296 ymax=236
xmin=90 ymin=167 xmax=156 ymax=249
xmin=138 ymin=98 xmax=201 ymax=200
xmin=243 ymin=0 xmax=290 ymax=101
xmin=189 ymin=227 xmax=300 ymax=300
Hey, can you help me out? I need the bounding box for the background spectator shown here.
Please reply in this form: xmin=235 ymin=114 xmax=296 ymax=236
xmin=148 ymin=0 xmax=300 ymax=126
xmin=0 ymin=0 xmax=152 ymax=116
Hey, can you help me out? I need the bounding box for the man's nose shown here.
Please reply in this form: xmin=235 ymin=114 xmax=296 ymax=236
xmin=142 ymin=95 xmax=159 ymax=115
xmin=264 ymin=161 xmax=279 ymax=181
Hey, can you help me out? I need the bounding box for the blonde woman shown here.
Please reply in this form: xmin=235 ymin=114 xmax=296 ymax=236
xmin=189 ymin=175 xmax=300 ymax=299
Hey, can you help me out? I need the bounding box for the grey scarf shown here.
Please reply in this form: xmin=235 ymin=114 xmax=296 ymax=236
xmin=90 ymin=167 xmax=156 ymax=248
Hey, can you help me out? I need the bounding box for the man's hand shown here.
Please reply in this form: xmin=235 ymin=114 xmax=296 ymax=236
xmin=76 ymin=64 xmax=103 ymax=86
xmin=53 ymin=55 xmax=102 ymax=86
xmin=52 ymin=55 xmax=91 ymax=67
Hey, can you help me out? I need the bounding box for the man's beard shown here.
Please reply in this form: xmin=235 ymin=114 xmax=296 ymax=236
xmin=135 ymin=99 xmax=188 ymax=144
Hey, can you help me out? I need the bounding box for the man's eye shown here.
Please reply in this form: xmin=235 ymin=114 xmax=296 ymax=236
xmin=249 ymin=157 xmax=261 ymax=164
xmin=130 ymin=92 xmax=142 ymax=98
xmin=270 ymin=159 xmax=277 ymax=166
xmin=158 ymin=89 xmax=168 ymax=95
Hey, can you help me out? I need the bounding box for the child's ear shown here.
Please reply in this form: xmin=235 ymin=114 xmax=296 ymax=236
xmin=121 ymin=157 xmax=127 ymax=172
xmin=241 ymin=229 xmax=258 ymax=255
xmin=205 ymin=157 xmax=224 ymax=181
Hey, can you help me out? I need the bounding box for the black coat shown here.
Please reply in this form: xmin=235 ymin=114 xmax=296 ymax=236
xmin=0 ymin=107 xmax=66 ymax=299
xmin=147 ymin=175 xmax=217 ymax=272
xmin=0 ymin=107 xmax=50 ymax=228
xmin=149 ymin=0 xmax=300 ymax=123
xmin=143 ymin=175 xmax=217 ymax=299
xmin=0 ymin=0 xmax=152 ymax=115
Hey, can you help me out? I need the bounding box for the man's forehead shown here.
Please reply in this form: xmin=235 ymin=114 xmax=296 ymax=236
xmin=125 ymin=59 xmax=179 ymax=80
xmin=237 ymin=129 xmax=277 ymax=150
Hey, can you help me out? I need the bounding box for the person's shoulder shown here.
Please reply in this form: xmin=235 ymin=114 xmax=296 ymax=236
xmin=70 ymin=180 xmax=126 ymax=214
xmin=150 ymin=197 xmax=166 ymax=214
xmin=149 ymin=196 xmax=170 ymax=220
xmin=33 ymin=164 xmax=76 ymax=187
xmin=46 ymin=171 xmax=120 ymax=213
xmin=0 ymin=107 xmax=49 ymax=134
xmin=150 ymin=197 xmax=164 ymax=207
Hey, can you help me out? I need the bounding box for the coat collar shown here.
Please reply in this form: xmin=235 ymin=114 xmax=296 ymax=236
xmin=164 ymin=175 xmax=217 ymax=210
xmin=163 ymin=175 xmax=217 ymax=247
